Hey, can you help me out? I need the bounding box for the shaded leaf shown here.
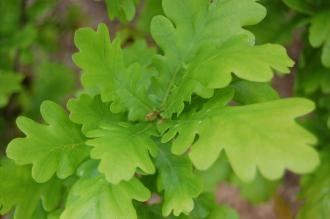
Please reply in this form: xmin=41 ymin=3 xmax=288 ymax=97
xmin=298 ymin=150 xmax=330 ymax=219
xmin=61 ymin=161 xmax=150 ymax=219
xmin=309 ymin=10 xmax=330 ymax=67
xmin=0 ymin=71 xmax=22 ymax=108
xmin=0 ymin=159 xmax=62 ymax=219
xmin=156 ymin=146 xmax=203 ymax=216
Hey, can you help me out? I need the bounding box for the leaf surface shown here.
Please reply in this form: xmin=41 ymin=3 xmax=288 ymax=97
xmin=7 ymin=101 xmax=89 ymax=182
xmin=298 ymin=150 xmax=330 ymax=219
xmin=151 ymin=0 xmax=293 ymax=117
xmin=61 ymin=161 xmax=150 ymax=219
xmin=86 ymin=123 xmax=157 ymax=184
xmin=156 ymin=146 xmax=202 ymax=216
xmin=67 ymin=94 xmax=122 ymax=134
xmin=309 ymin=10 xmax=330 ymax=67
xmin=0 ymin=71 xmax=22 ymax=108
xmin=73 ymin=24 xmax=156 ymax=120
xmin=282 ymin=0 xmax=313 ymax=14
xmin=0 ymin=159 xmax=62 ymax=219
xmin=160 ymin=89 xmax=319 ymax=181
xmin=105 ymin=0 xmax=138 ymax=22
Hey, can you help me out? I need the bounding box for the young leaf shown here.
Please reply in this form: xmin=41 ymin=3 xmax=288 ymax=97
xmin=160 ymin=89 xmax=319 ymax=181
xmin=105 ymin=0 xmax=138 ymax=22
xmin=67 ymin=94 xmax=122 ymax=134
xmin=7 ymin=101 xmax=89 ymax=183
xmin=86 ymin=123 xmax=157 ymax=184
xmin=61 ymin=164 xmax=150 ymax=219
xmin=0 ymin=71 xmax=22 ymax=108
xmin=0 ymin=159 xmax=62 ymax=219
xmin=156 ymin=146 xmax=203 ymax=216
xmin=73 ymin=24 xmax=156 ymax=121
xmin=309 ymin=10 xmax=330 ymax=68
xmin=151 ymin=0 xmax=293 ymax=118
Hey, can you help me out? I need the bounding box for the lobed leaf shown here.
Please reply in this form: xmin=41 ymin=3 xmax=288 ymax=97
xmin=105 ymin=0 xmax=139 ymax=22
xmin=309 ymin=10 xmax=330 ymax=68
xmin=7 ymin=101 xmax=89 ymax=183
xmin=151 ymin=0 xmax=293 ymax=118
xmin=160 ymin=89 xmax=319 ymax=181
xmin=73 ymin=24 xmax=156 ymax=121
xmin=156 ymin=146 xmax=203 ymax=216
xmin=67 ymin=94 xmax=122 ymax=134
xmin=61 ymin=162 xmax=150 ymax=219
xmin=86 ymin=123 xmax=157 ymax=184
xmin=0 ymin=159 xmax=62 ymax=219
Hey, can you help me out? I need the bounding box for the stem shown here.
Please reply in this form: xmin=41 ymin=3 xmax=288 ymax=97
xmin=159 ymin=64 xmax=182 ymax=110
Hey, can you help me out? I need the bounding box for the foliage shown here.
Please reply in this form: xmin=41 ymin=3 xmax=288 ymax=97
xmin=273 ymin=0 xmax=330 ymax=217
xmin=1 ymin=0 xmax=328 ymax=218
xmin=0 ymin=0 xmax=81 ymax=150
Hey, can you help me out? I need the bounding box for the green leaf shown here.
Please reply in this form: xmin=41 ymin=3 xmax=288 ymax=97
xmin=248 ymin=0 xmax=300 ymax=44
xmin=0 ymin=71 xmax=22 ymax=108
xmin=27 ymin=0 xmax=57 ymax=22
xmin=151 ymin=0 xmax=293 ymax=118
xmin=309 ymin=10 xmax=330 ymax=68
xmin=296 ymin=47 xmax=330 ymax=95
xmin=300 ymin=66 xmax=330 ymax=94
xmin=7 ymin=101 xmax=89 ymax=183
xmin=156 ymin=146 xmax=203 ymax=216
xmin=0 ymin=159 xmax=62 ymax=219
xmin=86 ymin=123 xmax=157 ymax=184
xmin=230 ymin=173 xmax=279 ymax=203
xmin=282 ymin=0 xmax=313 ymax=14
xmin=137 ymin=0 xmax=163 ymax=33
xmin=231 ymin=81 xmax=279 ymax=104
xmin=105 ymin=0 xmax=138 ymax=22
xmin=61 ymin=162 xmax=150 ymax=219
xmin=122 ymin=39 xmax=156 ymax=67
xmin=26 ymin=62 xmax=75 ymax=117
xmin=322 ymin=39 xmax=330 ymax=68
xmin=0 ymin=0 xmax=21 ymax=35
xmin=73 ymin=24 xmax=156 ymax=120
xmin=160 ymin=89 xmax=319 ymax=181
xmin=137 ymin=196 xmax=238 ymax=219
xmin=67 ymin=94 xmax=122 ymax=134
xmin=298 ymin=150 xmax=330 ymax=219
xmin=198 ymin=154 xmax=231 ymax=193
xmin=207 ymin=206 xmax=238 ymax=219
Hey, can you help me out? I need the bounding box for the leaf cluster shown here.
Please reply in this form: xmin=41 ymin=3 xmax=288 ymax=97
xmin=254 ymin=0 xmax=330 ymax=217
